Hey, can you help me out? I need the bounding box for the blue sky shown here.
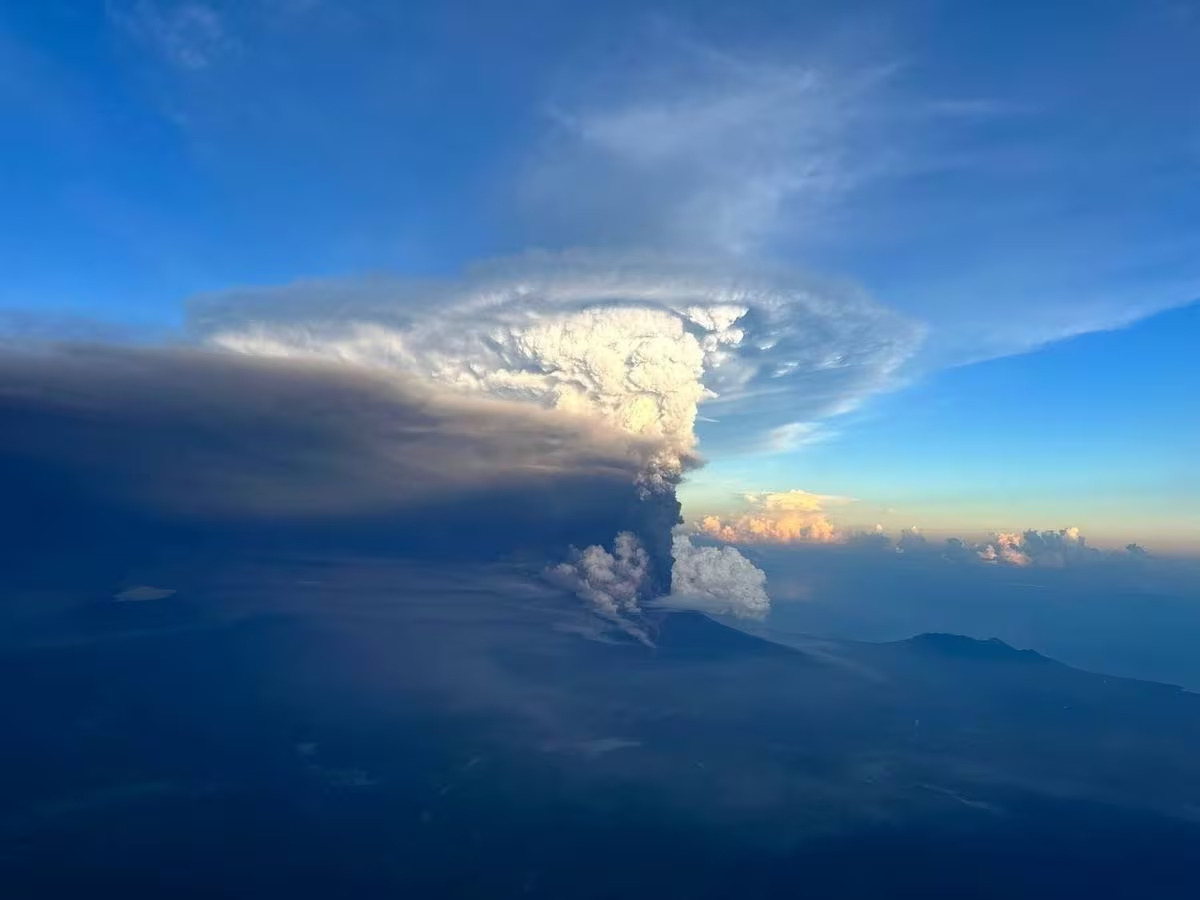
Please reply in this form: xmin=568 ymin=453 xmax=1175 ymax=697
xmin=2 ymin=0 xmax=1198 ymax=550
xmin=688 ymin=300 xmax=1200 ymax=550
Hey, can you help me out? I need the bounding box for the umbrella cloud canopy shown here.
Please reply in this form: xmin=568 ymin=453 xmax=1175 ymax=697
xmin=195 ymin=253 xmax=923 ymax=482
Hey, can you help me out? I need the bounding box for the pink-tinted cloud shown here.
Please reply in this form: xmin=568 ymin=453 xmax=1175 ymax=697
xmin=696 ymin=489 xmax=848 ymax=545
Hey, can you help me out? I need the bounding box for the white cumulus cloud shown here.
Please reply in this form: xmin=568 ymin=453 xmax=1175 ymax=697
xmin=696 ymin=489 xmax=847 ymax=545
xmin=665 ymin=533 xmax=771 ymax=620
xmin=976 ymin=527 xmax=1092 ymax=568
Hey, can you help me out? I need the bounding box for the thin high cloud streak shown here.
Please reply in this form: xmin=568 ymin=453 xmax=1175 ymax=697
xmin=107 ymin=1 xmax=232 ymax=71
xmin=524 ymin=34 xmax=899 ymax=256
xmin=106 ymin=0 xmax=321 ymax=71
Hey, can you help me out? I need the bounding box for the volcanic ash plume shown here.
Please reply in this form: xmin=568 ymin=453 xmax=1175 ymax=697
xmin=202 ymin=272 xmax=744 ymax=491
xmin=197 ymin=255 xmax=919 ymax=485
xmin=196 ymin=254 xmax=920 ymax=631
xmin=547 ymin=532 xmax=653 ymax=644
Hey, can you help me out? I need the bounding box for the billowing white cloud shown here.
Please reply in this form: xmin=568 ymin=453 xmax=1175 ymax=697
xmin=195 ymin=252 xmax=921 ymax=486
xmin=696 ymin=490 xmax=847 ymax=545
xmin=665 ymin=534 xmax=771 ymax=619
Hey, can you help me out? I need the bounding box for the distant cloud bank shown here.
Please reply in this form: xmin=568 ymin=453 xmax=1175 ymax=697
xmin=692 ymin=490 xmax=1152 ymax=567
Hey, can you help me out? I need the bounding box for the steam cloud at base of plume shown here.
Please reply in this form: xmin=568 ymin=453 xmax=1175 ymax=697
xmin=665 ymin=533 xmax=770 ymax=619
xmin=549 ymin=529 xmax=771 ymax=642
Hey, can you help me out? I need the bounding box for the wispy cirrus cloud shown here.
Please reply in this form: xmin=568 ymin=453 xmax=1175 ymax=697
xmin=522 ymin=31 xmax=905 ymax=256
xmin=106 ymin=0 xmax=323 ymax=71
xmin=107 ymin=1 xmax=233 ymax=70
xmin=519 ymin=23 xmax=1200 ymax=367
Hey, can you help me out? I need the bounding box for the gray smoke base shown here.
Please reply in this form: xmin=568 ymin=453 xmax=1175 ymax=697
xmin=638 ymin=483 xmax=684 ymax=596
xmin=546 ymin=532 xmax=654 ymax=645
